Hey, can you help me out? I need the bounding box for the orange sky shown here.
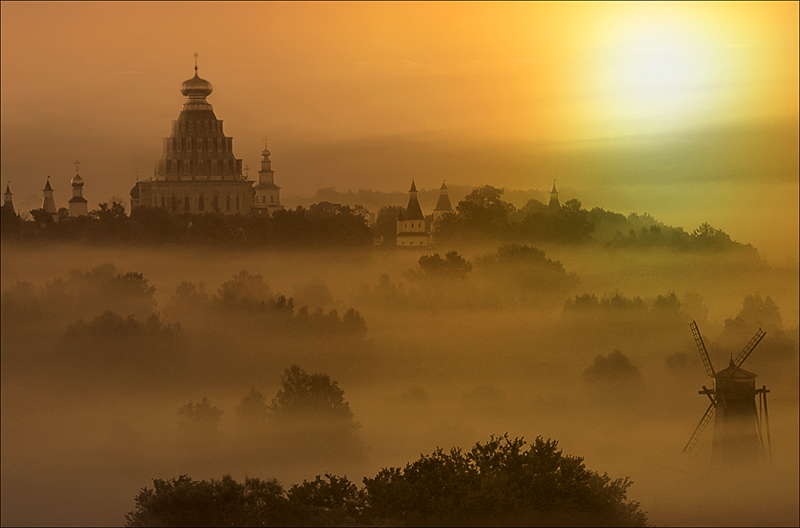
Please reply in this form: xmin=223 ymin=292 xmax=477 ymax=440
xmin=1 ymin=1 xmax=798 ymax=259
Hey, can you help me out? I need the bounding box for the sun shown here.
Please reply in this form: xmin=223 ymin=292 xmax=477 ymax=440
xmin=586 ymin=18 xmax=719 ymax=133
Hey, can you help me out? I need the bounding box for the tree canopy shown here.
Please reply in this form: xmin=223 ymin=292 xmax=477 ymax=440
xmin=125 ymin=434 xmax=648 ymax=527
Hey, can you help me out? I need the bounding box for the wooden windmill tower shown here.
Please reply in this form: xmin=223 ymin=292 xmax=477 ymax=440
xmin=683 ymin=321 xmax=772 ymax=466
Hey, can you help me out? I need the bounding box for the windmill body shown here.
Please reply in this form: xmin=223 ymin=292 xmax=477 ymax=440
xmin=684 ymin=321 xmax=771 ymax=467
xmin=709 ymin=361 xmax=761 ymax=464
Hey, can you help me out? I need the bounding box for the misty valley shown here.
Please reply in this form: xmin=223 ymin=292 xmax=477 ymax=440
xmin=2 ymin=201 xmax=798 ymax=526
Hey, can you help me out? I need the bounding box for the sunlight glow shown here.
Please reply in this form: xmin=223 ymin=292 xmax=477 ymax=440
xmin=599 ymin=24 xmax=714 ymax=123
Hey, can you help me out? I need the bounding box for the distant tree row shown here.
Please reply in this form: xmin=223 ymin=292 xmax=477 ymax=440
xmin=420 ymin=185 xmax=757 ymax=254
xmin=3 ymin=201 xmax=372 ymax=246
xmin=2 ymin=187 xmax=757 ymax=254
xmin=125 ymin=434 xmax=648 ymax=527
xmin=165 ymin=270 xmax=367 ymax=338
xmin=359 ymin=245 xmax=579 ymax=310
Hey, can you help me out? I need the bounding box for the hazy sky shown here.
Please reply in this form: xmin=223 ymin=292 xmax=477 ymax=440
xmin=1 ymin=1 xmax=798 ymax=258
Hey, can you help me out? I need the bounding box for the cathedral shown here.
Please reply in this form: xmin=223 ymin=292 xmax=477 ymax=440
xmin=130 ymin=62 xmax=282 ymax=216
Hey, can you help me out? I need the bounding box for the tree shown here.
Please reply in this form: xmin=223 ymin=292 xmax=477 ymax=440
xmin=235 ymin=387 xmax=269 ymax=427
xmin=416 ymin=251 xmax=473 ymax=279
xmin=288 ymin=473 xmax=364 ymax=516
xmin=362 ymin=434 xmax=648 ymax=526
xmin=453 ymin=185 xmax=515 ymax=237
xmin=548 ymin=199 xmax=594 ymax=243
xmin=29 ymin=208 xmax=54 ymax=226
xmin=582 ymin=350 xmax=642 ymax=387
xmin=373 ymin=205 xmax=404 ymax=246
xmin=91 ymin=201 xmax=127 ymax=223
xmin=268 ymin=365 xmax=356 ymax=425
xmin=125 ymin=474 xmax=292 ymax=527
xmin=124 ymin=435 xmax=649 ymax=526
xmin=178 ymin=397 xmax=224 ymax=435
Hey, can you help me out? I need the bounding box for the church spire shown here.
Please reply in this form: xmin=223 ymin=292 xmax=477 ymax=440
xmin=548 ymin=179 xmax=561 ymax=212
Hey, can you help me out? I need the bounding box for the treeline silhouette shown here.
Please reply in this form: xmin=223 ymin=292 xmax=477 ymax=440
xmin=125 ymin=434 xmax=648 ymax=527
xmin=5 ymin=201 xmax=372 ymax=246
xmin=430 ymin=185 xmax=757 ymax=253
xmin=0 ymin=265 xmax=370 ymax=388
xmin=2 ymin=185 xmax=758 ymax=255
xmin=357 ymin=244 xmax=579 ymax=310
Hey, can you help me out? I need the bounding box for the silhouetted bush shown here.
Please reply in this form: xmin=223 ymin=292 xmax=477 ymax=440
xmin=582 ymin=350 xmax=642 ymax=387
xmin=125 ymin=434 xmax=648 ymax=527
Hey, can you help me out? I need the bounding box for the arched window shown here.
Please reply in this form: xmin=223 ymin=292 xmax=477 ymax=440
xmin=184 ymin=160 xmax=190 ymax=175
xmin=223 ymin=160 xmax=229 ymax=174
xmin=261 ymin=196 xmax=266 ymax=203
xmin=198 ymin=195 xmax=205 ymax=211
xmin=270 ymin=195 xmax=275 ymax=204
xmin=197 ymin=138 xmax=203 ymax=151
xmin=217 ymin=138 xmax=221 ymax=152
xmin=184 ymin=196 xmax=190 ymax=211
xmin=212 ymin=195 xmax=218 ymax=211
xmin=208 ymin=138 xmax=213 ymax=151
xmin=177 ymin=138 xmax=181 ymax=152
xmin=205 ymin=121 xmax=209 ymax=130
xmin=188 ymin=121 xmax=193 ymax=131
xmin=211 ymin=162 xmax=217 ymax=175
xmin=172 ymin=162 xmax=177 ymax=175
xmin=187 ymin=138 xmax=192 ymax=150
xmin=226 ymin=195 xmax=231 ymax=211
xmin=181 ymin=121 xmax=185 ymax=131
xmin=198 ymin=161 xmax=204 ymax=175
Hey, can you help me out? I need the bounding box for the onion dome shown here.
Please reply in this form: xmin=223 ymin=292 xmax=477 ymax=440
xmin=71 ymin=174 xmax=84 ymax=188
xmin=180 ymin=66 xmax=213 ymax=98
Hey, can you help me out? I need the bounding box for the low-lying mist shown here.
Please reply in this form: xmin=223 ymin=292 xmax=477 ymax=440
xmin=1 ymin=243 xmax=798 ymax=526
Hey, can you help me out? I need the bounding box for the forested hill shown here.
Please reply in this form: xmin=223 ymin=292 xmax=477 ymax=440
xmin=2 ymin=185 xmax=758 ymax=256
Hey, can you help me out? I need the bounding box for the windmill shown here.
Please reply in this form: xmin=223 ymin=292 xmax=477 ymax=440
xmin=683 ymin=321 xmax=772 ymax=466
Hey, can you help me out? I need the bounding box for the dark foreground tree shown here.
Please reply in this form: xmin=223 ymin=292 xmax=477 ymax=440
xmin=125 ymin=434 xmax=648 ymax=527
xmin=363 ymin=434 xmax=648 ymax=526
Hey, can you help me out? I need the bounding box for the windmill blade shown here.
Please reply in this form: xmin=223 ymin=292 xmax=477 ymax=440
xmin=734 ymin=328 xmax=766 ymax=368
xmin=690 ymin=321 xmax=715 ymax=377
xmin=683 ymin=400 xmax=716 ymax=454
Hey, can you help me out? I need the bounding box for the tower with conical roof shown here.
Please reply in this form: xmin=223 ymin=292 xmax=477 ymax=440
xmin=548 ymin=180 xmax=561 ymax=212
xmin=396 ymin=179 xmax=430 ymax=246
xmin=130 ymin=57 xmax=255 ymax=215
xmin=42 ymin=177 xmax=58 ymax=222
xmin=252 ymin=140 xmax=283 ymax=216
xmin=432 ymin=180 xmax=454 ymax=228
xmin=3 ymin=183 xmax=14 ymax=215
xmin=68 ymin=163 xmax=89 ymax=217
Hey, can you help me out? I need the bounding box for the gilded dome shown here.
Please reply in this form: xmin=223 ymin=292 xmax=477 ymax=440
xmin=180 ymin=67 xmax=213 ymax=98
xmin=71 ymin=173 xmax=84 ymax=187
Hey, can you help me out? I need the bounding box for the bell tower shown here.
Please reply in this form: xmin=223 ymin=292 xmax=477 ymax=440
xmin=252 ymin=138 xmax=283 ymax=216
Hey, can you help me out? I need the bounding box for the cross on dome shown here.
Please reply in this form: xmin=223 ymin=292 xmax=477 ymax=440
xmin=74 ymin=159 xmax=80 ymax=173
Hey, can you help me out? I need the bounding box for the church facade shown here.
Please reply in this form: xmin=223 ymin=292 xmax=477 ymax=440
xmin=396 ymin=180 xmax=430 ymax=247
xmin=130 ymin=63 xmax=281 ymax=216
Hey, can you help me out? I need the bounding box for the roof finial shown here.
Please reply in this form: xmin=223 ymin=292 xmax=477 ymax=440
xmin=194 ymin=52 xmax=199 ymax=73
xmin=244 ymin=165 xmax=250 ymax=177
xmin=74 ymin=159 xmax=80 ymax=173
xmin=263 ymin=135 xmax=269 ymax=149
xmin=134 ymin=169 xmax=140 ymax=182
